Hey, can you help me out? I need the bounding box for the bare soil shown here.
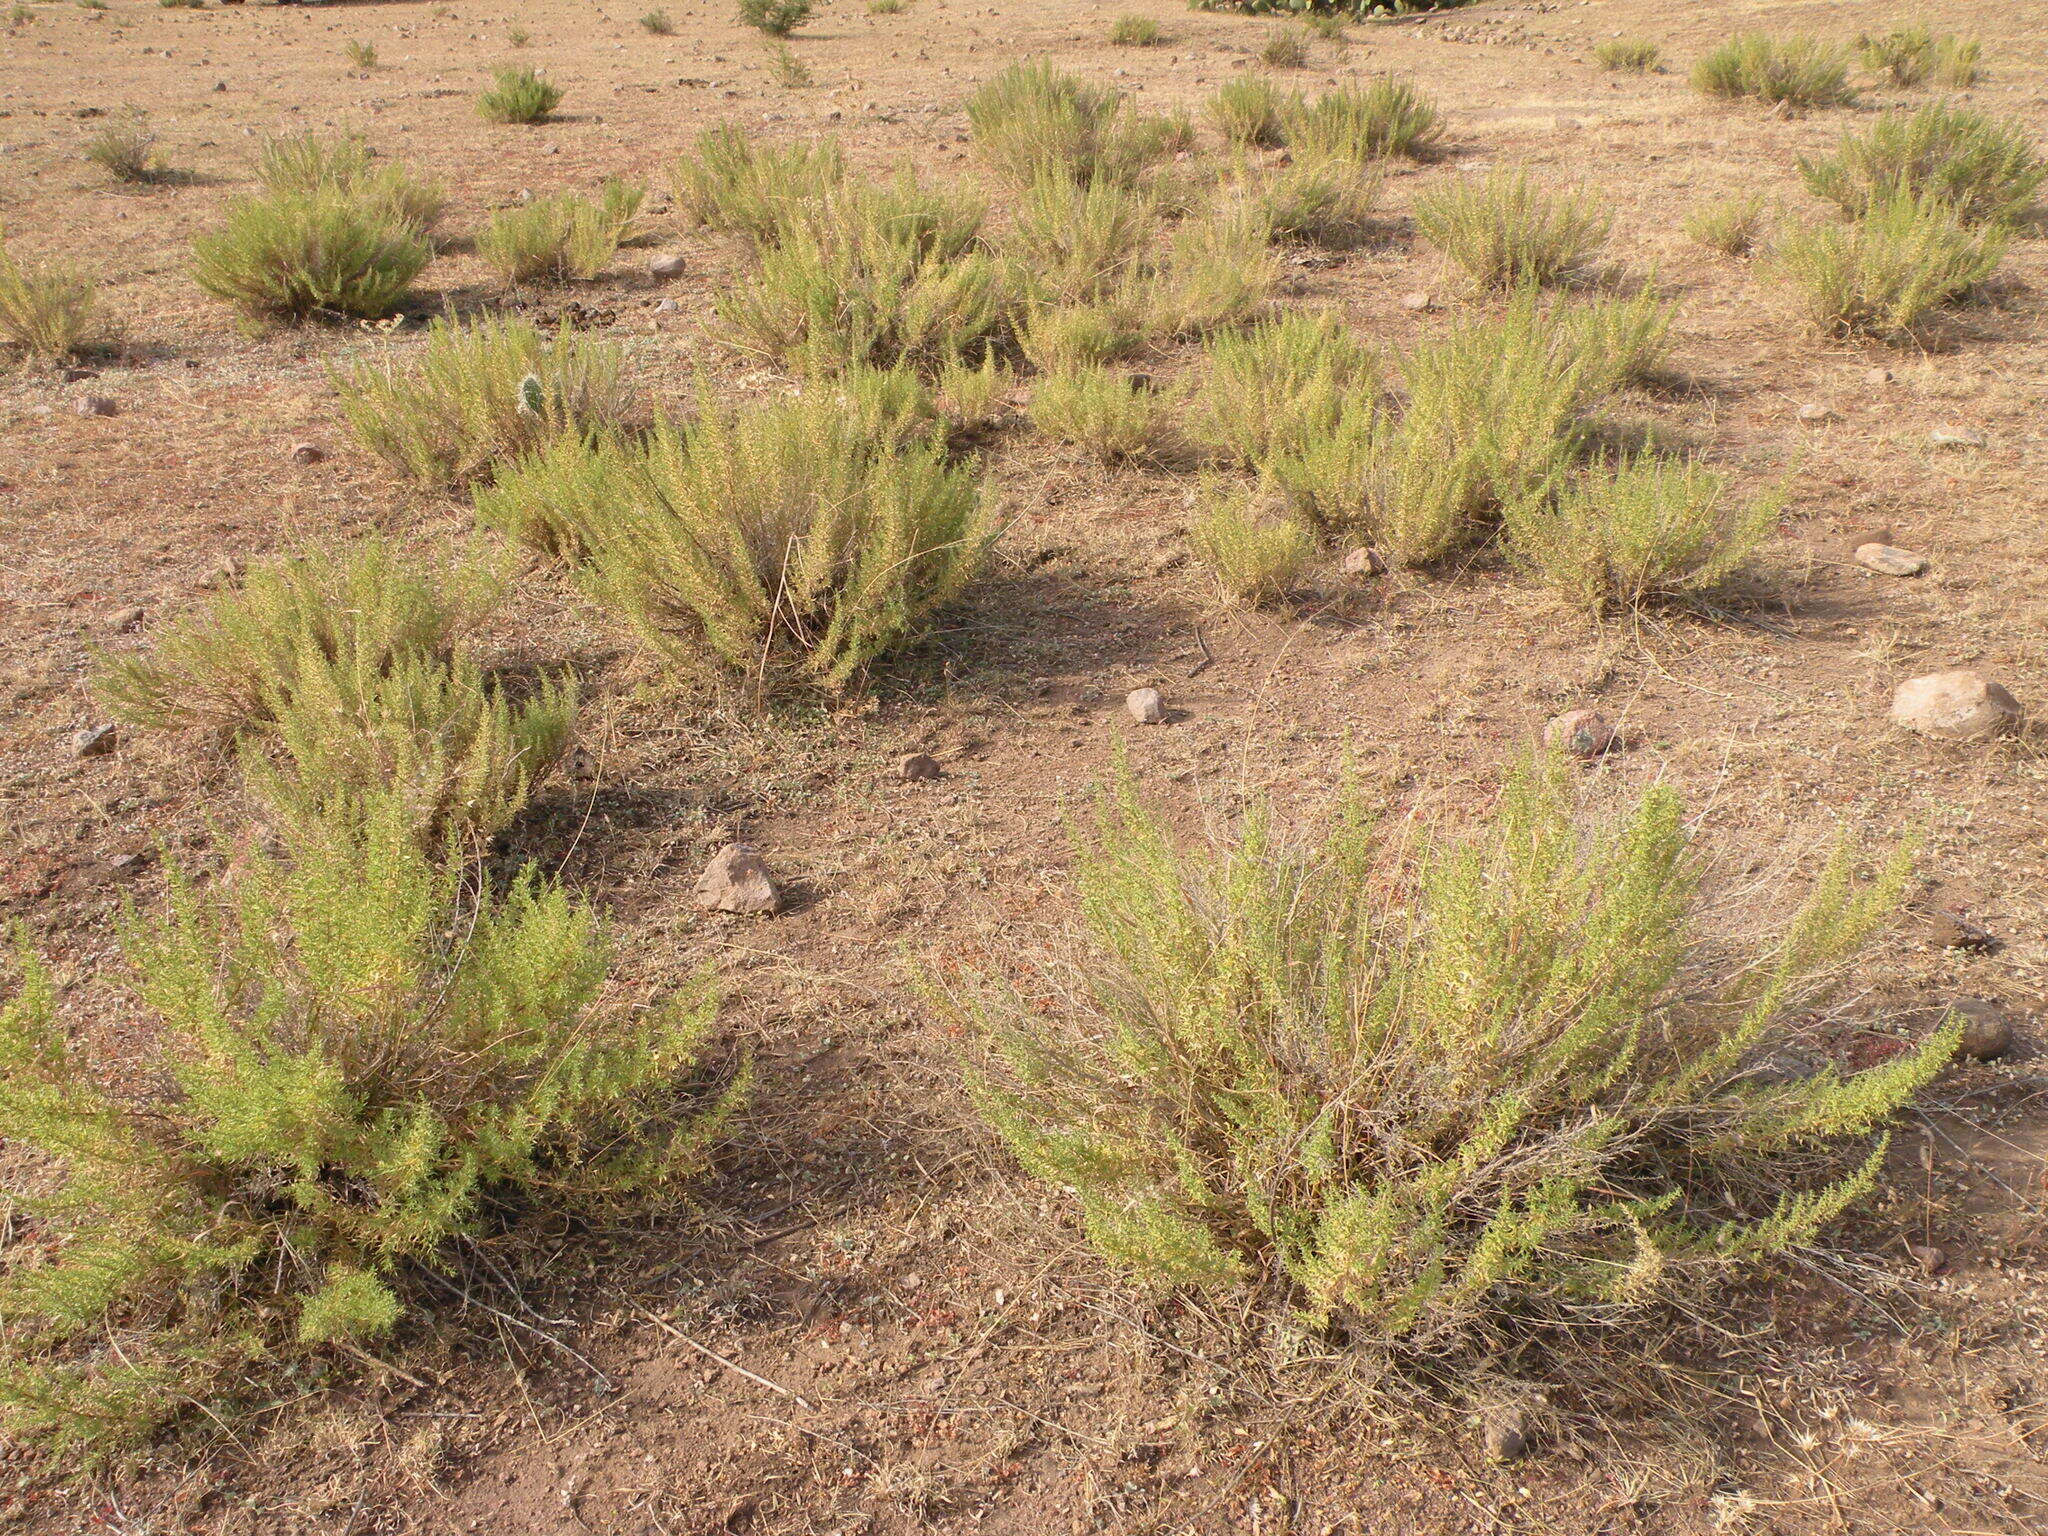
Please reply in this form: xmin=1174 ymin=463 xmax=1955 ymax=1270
xmin=4 ymin=0 xmax=2048 ymax=1531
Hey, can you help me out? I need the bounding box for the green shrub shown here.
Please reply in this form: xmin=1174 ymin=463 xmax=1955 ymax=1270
xmin=333 ymin=315 xmax=632 ymax=488
xmin=1557 ymin=284 xmax=1674 ymax=394
xmin=1250 ymin=155 xmax=1381 ymax=247
xmin=1186 ymin=309 xmax=1376 ymax=466
xmin=1017 ymin=298 xmax=1147 ymax=373
xmin=965 ymin=60 xmax=1188 ymax=189
xmin=1503 ymin=453 xmax=1779 ymax=613
xmin=505 ymin=23 xmax=531 ymax=47
xmin=1029 ymin=365 xmax=1176 ymax=463
xmin=1190 ymin=484 xmax=1314 ymax=606
xmin=475 ymin=430 xmax=634 ymax=560
xmin=933 ymin=352 xmax=1011 ymax=434
xmin=1284 ymin=81 xmax=1442 ymax=162
xmin=869 ymin=0 xmax=906 ymax=12
xmin=1593 ymin=37 xmax=1660 ymax=72
xmin=953 ymin=757 xmax=1953 ymax=1361
xmin=1857 ymin=28 xmax=1979 ymax=89
xmin=0 ymin=240 xmax=99 ymax=363
xmin=97 ymin=537 xmax=504 ymax=738
xmin=1770 ymin=191 xmax=2007 ymax=339
xmin=191 ymin=191 xmax=431 ymax=325
xmin=1683 ymin=193 xmax=1768 ymax=256
xmin=1109 ymin=14 xmax=1160 ymax=46
xmin=1261 ymin=27 xmax=1310 ymax=70
xmin=1931 ymin=36 xmax=1984 ymax=88
xmin=82 ymin=122 xmax=163 ymax=184
xmin=1008 ymin=172 xmax=1159 ymax=306
xmin=344 ymin=39 xmax=378 ymax=70
xmin=1412 ymin=167 xmax=1610 ymax=290
xmin=1692 ymin=34 xmax=1854 ymax=110
xmin=565 ymin=388 xmax=990 ymax=690
xmin=476 ymin=182 xmax=646 ymax=284
xmin=1144 ymin=198 xmax=1279 ymax=340
xmin=1207 ymin=77 xmax=1293 ymax=149
xmin=255 ymin=133 xmax=446 ymax=235
xmin=1797 ymin=103 xmax=2044 ymax=226
xmin=639 ymin=9 xmax=674 ymax=33
xmin=738 ymin=0 xmax=811 ymax=35
xmin=0 ymin=790 xmax=736 ymax=1454
xmin=478 ymin=64 xmax=562 ymax=124
xmin=764 ymin=38 xmax=812 ymax=88
xmin=670 ymin=124 xmax=845 ymax=243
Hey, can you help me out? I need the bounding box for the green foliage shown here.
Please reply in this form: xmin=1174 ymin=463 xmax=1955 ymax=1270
xmin=670 ymin=124 xmax=846 ymax=244
xmin=344 ymin=39 xmax=378 ymax=70
xmin=1284 ymin=80 xmax=1442 ymax=162
xmin=1017 ymin=299 xmax=1146 ymax=374
xmin=191 ymin=191 xmax=431 ymax=325
xmin=477 ymin=64 xmax=563 ymax=124
xmin=966 ymin=60 xmax=1189 ymax=190
xmin=0 ymin=239 xmax=99 ymax=364
xmin=1503 ymin=453 xmax=1779 ymax=613
xmin=476 ymin=182 xmax=646 ymax=284
xmin=1190 ymin=483 xmax=1314 ymax=606
xmin=531 ymin=387 xmax=989 ymax=690
xmin=1249 ymin=154 xmax=1381 ymax=247
xmin=1557 ymin=284 xmax=1674 ymax=395
xmin=1770 ymin=191 xmax=2007 ymax=339
xmin=256 ymin=133 xmax=445 ymax=235
xmin=639 ymin=9 xmax=675 ymax=33
xmin=1412 ymin=167 xmax=1610 ymax=290
xmin=1684 ymin=194 xmax=1768 ymax=257
xmin=1145 ymin=197 xmax=1280 ymax=340
xmin=1929 ymin=36 xmax=1984 ymax=88
xmin=505 ymin=23 xmax=531 ymax=47
xmin=1029 ymin=365 xmax=1176 ymax=463
xmin=868 ymin=0 xmax=905 ymax=12
xmin=96 ymin=537 xmax=505 ymax=739
xmin=953 ymin=756 xmax=1952 ymax=1356
xmin=1207 ymin=77 xmax=1294 ymax=149
xmin=765 ymin=39 xmax=812 ymax=88
xmin=1109 ymin=14 xmax=1161 ymax=46
xmin=1008 ymin=172 xmax=1158 ymax=305
xmin=737 ymin=0 xmax=811 ymax=36
xmin=82 ymin=122 xmax=163 ymax=184
xmin=1261 ymin=27 xmax=1310 ymax=70
xmin=1593 ymin=37 xmax=1660 ymax=72
xmin=0 ymin=791 xmax=736 ymax=1453
xmin=1692 ymin=34 xmax=1854 ymax=111
xmin=1186 ymin=309 xmax=1376 ymax=467
xmin=1857 ymin=28 xmax=1979 ymax=88
xmin=333 ymin=314 xmax=632 ymax=488
xmin=1798 ymin=103 xmax=2044 ymax=226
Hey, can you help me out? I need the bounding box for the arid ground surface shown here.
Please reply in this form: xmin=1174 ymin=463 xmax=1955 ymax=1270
xmin=4 ymin=0 xmax=2048 ymax=1531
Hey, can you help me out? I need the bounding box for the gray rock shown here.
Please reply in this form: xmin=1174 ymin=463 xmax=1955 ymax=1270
xmin=1544 ymin=708 xmax=1615 ymax=758
xmin=71 ymin=723 xmax=118 ymax=759
xmin=1908 ymin=1243 xmax=1947 ymax=1277
xmin=648 ymin=252 xmax=687 ymax=280
xmin=1891 ymin=670 xmax=2020 ymax=741
xmin=1951 ymin=998 xmax=2014 ymax=1062
xmin=1929 ymin=427 xmax=1986 ymax=449
xmin=653 ymin=298 xmax=682 ymax=314
xmin=1854 ymin=543 xmax=1927 ymax=577
xmin=1483 ymin=1410 xmax=1529 ymax=1463
xmin=290 ymin=442 xmax=327 ymax=464
xmin=1341 ymin=546 xmax=1386 ymax=578
xmin=897 ymin=752 xmax=942 ymax=783
xmin=1401 ymin=291 xmax=1434 ymax=313
xmin=1797 ymin=402 xmax=1835 ymax=423
xmin=694 ymin=844 xmax=782 ymax=915
xmin=74 ymin=395 xmax=118 ymax=418
xmin=1125 ymin=687 xmax=1166 ymax=725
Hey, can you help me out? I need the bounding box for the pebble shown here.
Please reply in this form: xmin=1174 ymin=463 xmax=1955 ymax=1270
xmin=1926 ymin=910 xmax=1996 ymax=952
xmin=1908 ymin=1243 xmax=1947 ymax=1277
xmin=897 ymin=752 xmax=942 ymax=783
xmin=290 ymin=442 xmax=327 ymax=465
xmin=1341 ymin=546 xmax=1386 ymax=578
xmin=654 ymin=298 xmax=682 ymax=314
xmin=71 ymin=723 xmax=118 ymax=759
xmin=693 ymin=844 xmax=782 ymax=915
xmin=1853 ymin=543 xmax=1927 ymax=577
xmin=1125 ymin=687 xmax=1166 ymax=725
xmin=1796 ymin=402 xmax=1835 ymax=423
xmin=1951 ymin=998 xmax=2014 ymax=1061
xmin=1483 ymin=1411 xmax=1529 ymax=1463
xmin=1928 ymin=427 xmax=1986 ymax=449
xmin=74 ymin=395 xmax=118 ymax=418
xmin=1890 ymin=670 xmax=2020 ymax=741
xmin=648 ymin=252 xmax=687 ymax=280
xmin=106 ymin=605 xmax=145 ymax=632
xmin=1544 ymin=708 xmax=1615 ymax=758
xmin=1401 ymin=291 xmax=1434 ymax=312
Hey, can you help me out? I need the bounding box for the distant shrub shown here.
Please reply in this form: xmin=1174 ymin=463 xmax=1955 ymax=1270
xmin=478 ymin=64 xmax=562 ymax=124
xmin=1250 ymin=155 xmax=1381 ymax=247
xmin=1017 ymin=299 xmax=1146 ymax=374
xmin=869 ymin=0 xmax=906 ymax=11
xmin=1684 ymin=193 xmax=1768 ymax=256
xmin=1930 ymin=36 xmax=1984 ymax=88
xmin=255 ymin=134 xmax=446 ymax=235
xmin=1692 ymin=34 xmax=1854 ymax=111
xmin=1186 ymin=309 xmax=1376 ymax=467
xmin=476 ymin=182 xmax=646 ymax=284
xmin=737 ymin=0 xmax=811 ymax=36
xmin=1206 ymin=76 xmax=1294 ymax=149
xmin=1029 ymin=365 xmax=1176 ymax=463
xmin=0 ymin=790 xmax=736 ymax=1454
xmin=1144 ymin=197 xmax=1279 ymax=340
xmin=670 ymin=124 xmax=845 ymax=243
xmin=953 ymin=756 xmax=1951 ymax=1364
xmin=765 ymin=39 xmax=812 ymax=87
xmin=344 ymin=39 xmax=378 ymax=70
xmin=1593 ymin=37 xmax=1660 ymax=72
xmin=1771 ymin=191 xmax=2007 ymax=339
xmin=1798 ymin=103 xmax=2044 ymax=226
xmin=639 ymin=9 xmax=675 ymax=32
xmin=1190 ymin=483 xmax=1314 ymax=606
xmin=1557 ymin=284 xmax=1675 ymax=394
xmin=333 ymin=314 xmax=632 ymax=487
xmin=965 ymin=60 xmax=1189 ymax=189
xmin=1260 ymin=27 xmax=1310 ymax=70
xmin=1108 ymin=14 xmax=1161 ymax=46
xmin=1858 ymin=28 xmax=1979 ymax=88
xmin=0 ymin=240 xmax=99 ymax=363
xmin=1008 ymin=171 xmax=1159 ymax=306
xmin=505 ymin=23 xmax=531 ymax=47
xmin=191 ymin=191 xmax=431 ymax=325
xmin=1412 ymin=167 xmax=1610 ymax=290
xmin=1503 ymin=453 xmax=1779 ymax=613
xmin=1283 ymin=80 xmax=1441 ymax=162
xmin=82 ymin=122 xmax=163 ymax=184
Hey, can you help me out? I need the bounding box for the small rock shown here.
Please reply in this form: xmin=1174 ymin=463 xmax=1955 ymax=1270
xmin=106 ymin=605 xmax=145 ymax=632
xmin=201 ymin=555 xmax=247 ymax=589
xmin=694 ymin=844 xmax=782 ymax=915
xmin=1926 ymin=910 xmax=1996 ymax=953
xmin=103 ymin=851 xmax=149 ymax=881
xmin=59 ymin=366 xmax=99 ymax=384
xmin=653 ymin=298 xmax=682 ymax=314
xmin=1928 ymin=426 xmax=1986 ymax=449
xmin=648 ymin=253 xmax=687 ymax=280
xmin=1907 ymin=1243 xmax=1947 ymax=1277
xmin=1797 ymin=402 xmax=1835 ymax=423
xmin=71 ymin=723 xmax=118 ymax=759
xmin=1864 ymin=366 xmax=1893 ymax=386
xmin=289 ymin=441 xmax=327 ymax=465
xmin=1853 ymin=543 xmax=1927 ymax=577
xmin=1125 ymin=687 xmax=1166 ymax=725
xmin=1544 ymin=708 xmax=1615 ymax=758
xmin=897 ymin=752 xmax=942 ymax=783
xmin=563 ymin=744 xmax=598 ymax=782
xmin=1950 ymin=998 xmax=2014 ymax=1062
xmin=1483 ymin=1411 xmax=1529 ymax=1463
xmin=1341 ymin=546 xmax=1386 ymax=578
xmin=1890 ymin=670 xmax=2020 ymax=741
xmin=1401 ymin=291 xmax=1434 ymax=313
xmin=74 ymin=395 xmax=118 ymax=418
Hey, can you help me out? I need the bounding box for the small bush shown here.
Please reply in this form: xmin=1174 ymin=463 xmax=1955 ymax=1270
xmin=737 ymin=0 xmax=811 ymax=36
xmin=97 ymin=537 xmax=504 ymax=738
xmin=934 ymin=352 xmax=1011 ymax=434
xmin=671 ymin=124 xmax=845 ymax=243
xmin=0 ymin=240 xmax=99 ymax=363
xmin=1770 ymin=191 xmax=2007 ymax=339
xmin=1593 ymin=37 xmax=1660 ymax=72
xmin=869 ymin=0 xmax=906 ymax=12
xmin=191 ymin=191 xmax=431 ymax=325
xmin=953 ymin=756 xmax=1951 ymax=1362
xmin=1931 ymin=36 xmax=1984 ymax=88
xmin=82 ymin=123 xmax=163 ymax=184
xmin=1692 ymin=34 xmax=1854 ymax=111
xmin=478 ymin=64 xmax=562 ymax=124
xmin=567 ymin=388 xmax=990 ymax=690
xmin=1250 ymin=154 xmax=1381 ymax=247
xmin=255 ymin=134 xmax=445 ymax=235
xmin=1207 ymin=76 xmax=1293 ymax=149
xmin=333 ymin=314 xmax=632 ymax=487
xmin=1857 ymin=28 xmax=1979 ymax=89
xmin=1017 ymin=300 xmax=1146 ymax=374
xmin=1144 ymin=198 xmax=1279 ymax=340
xmin=1008 ymin=172 xmax=1159 ymax=306
xmin=476 ymin=182 xmax=646 ymax=285
xmin=1798 ymin=102 xmax=2044 ymax=226
xmin=0 ymin=791 xmax=736 ymax=1454
xmin=765 ymin=39 xmax=813 ymax=87
xmin=1557 ymin=284 xmax=1674 ymax=394
xmin=1186 ymin=309 xmax=1376 ymax=467
xmin=1684 ymin=193 xmax=1768 ymax=256
xmin=966 ymin=60 xmax=1187 ymax=189
xmin=639 ymin=9 xmax=675 ymax=32
xmin=1109 ymin=14 xmax=1160 ymax=46
xmin=1029 ymin=365 xmax=1176 ymax=463
xmin=344 ymin=39 xmax=378 ymax=70
xmin=1260 ymin=27 xmax=1310 ymax=70
xmin=1412 ymin=167 xmax=1609 ymax=290
xmin=1503 ymin=453 xmax=1779 ymax=613
xmin=505 ymin=23 xmax=531 ymax=47
xmin=1285 ymin=80 xmax=1441 ymax=163
xmin=1190 ymin=484 xmax=1314 ymax=606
